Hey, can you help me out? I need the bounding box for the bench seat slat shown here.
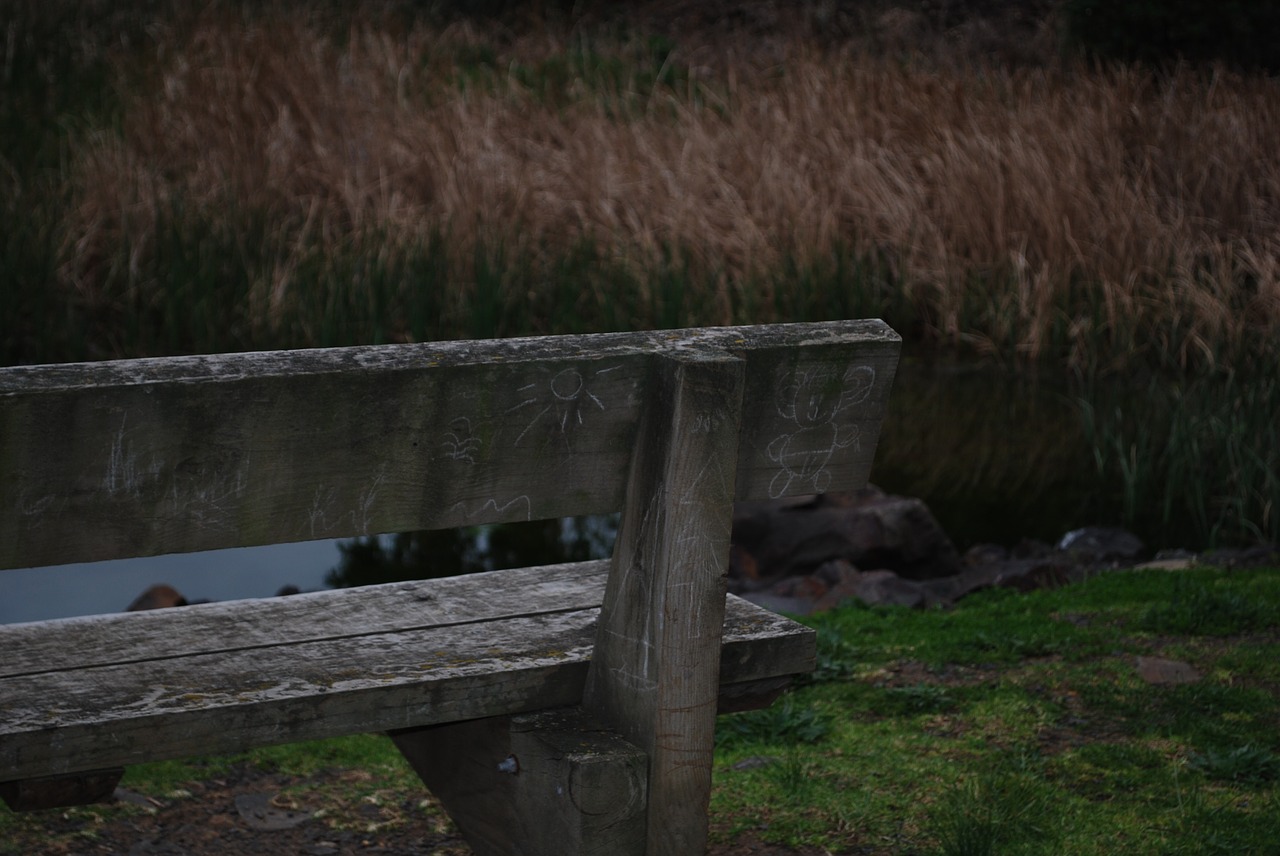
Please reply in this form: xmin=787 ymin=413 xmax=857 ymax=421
xmin=0 ymin=561 xmax=609 ymax=679
xmin=0 ymin=565 xmax=814 ymax=781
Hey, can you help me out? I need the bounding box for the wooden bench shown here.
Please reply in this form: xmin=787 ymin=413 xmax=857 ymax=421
xmin=0 ymin=320 xmax=900 ymax=854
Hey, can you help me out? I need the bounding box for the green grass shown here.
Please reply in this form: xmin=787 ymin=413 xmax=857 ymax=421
xmin=709 ymin=566 xmax=1280 ymax=853
xmin=1137 ymin=572 xmax=1280 ymax=636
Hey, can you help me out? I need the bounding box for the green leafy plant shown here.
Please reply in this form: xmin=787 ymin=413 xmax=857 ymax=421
xmin=883 ymin=683 xmax=957 ymax=715
xmin=716 ymin=697 xmax=831 ymax=748
xmin=799 ymin=614 xmax=864 ymax=684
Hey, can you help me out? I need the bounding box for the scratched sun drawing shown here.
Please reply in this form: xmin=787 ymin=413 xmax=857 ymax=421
xmin=507 ymin=365 xmax=622 ymax=450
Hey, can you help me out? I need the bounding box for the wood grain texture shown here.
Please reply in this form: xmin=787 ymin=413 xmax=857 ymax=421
xmin=392 ymin=709 xmax=648 ymax=856
xmin=1 ymin=321 xmax=899 ymax=570
xmin=0 ymin=562 xmax=814 ymax=782
xmin=0 ymin=560 xmax=607 ymax=679
xmin=0 ymin=768 xmax=123 ymax=811
xmin=585 ymin=354 xmax=744 ymax=856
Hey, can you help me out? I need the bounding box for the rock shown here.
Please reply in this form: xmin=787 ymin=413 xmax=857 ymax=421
xmin=1133 ymin=558 xmax=1196 ymax=571
xmin=731 ymin=756 xmax=781 ymax=771
xmin=963 ymin=543 xmax=1009 ymax=566
xmin=1135 ymin=657 xmax=1202 ymax=685
xmin=990 ymin=557 xmax=1081 ymax=592
xmin=764 ymin=573 xmax=834 ymax=602
xmin=126 ymin=584 xmax=188 ymax=611
xmin=728 ymin=544 xmax=761 ymax=584
xmin=726 ymin=490 xmax=1218 ymax=618
xmin=738 ymin=591 xmax=816 ymax=616
xmin=1011 ymin=538 xmax=1055 ymax=559
xmin=1198 ymin=544 xmax=1280 ymax=569
xmin=731 ymin=487 xmax=963 ymax=584
xmin=741 ymin=558 xmax=929 ymax=613
xmin=233 ymin=792 xmax=313 ymax=831
xmin=814 ymin=569 xmax=926 ymax=611
xmin=810 ymin=557 xmax=863 ymax=590
xmin=1057 ymin=527 xmax=1145 ymax=562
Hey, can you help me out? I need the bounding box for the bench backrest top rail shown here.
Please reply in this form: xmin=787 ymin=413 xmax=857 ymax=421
xmin=2 ymin=320 xmax=899 ymax=570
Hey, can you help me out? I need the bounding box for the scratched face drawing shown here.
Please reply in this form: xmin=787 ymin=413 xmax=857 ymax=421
xmin=767 ymin=364 xmax=876 ymax=498
xmin=506 ymin=364 xmax=622 ymax=450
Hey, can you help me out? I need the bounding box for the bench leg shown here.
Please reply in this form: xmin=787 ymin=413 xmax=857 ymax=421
xmin=585 ymin=352 xmax=746 ymax=855
xmin=0 ymin=768 xmax=124 ymax=811
xmin=389 ymin=708 xmax=647 ymax=856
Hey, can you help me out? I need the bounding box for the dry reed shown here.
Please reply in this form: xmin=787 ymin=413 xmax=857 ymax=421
xmin=56 ymin=8 xmax=1280 ymax=369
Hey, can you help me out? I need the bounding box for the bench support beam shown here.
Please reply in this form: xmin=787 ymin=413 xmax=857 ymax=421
xmin=390 ymin=709 xmax=647 ymax=856
xmin=585 ymin=352 xmax=746 ymax=856
xmin=0 ymin=768 xmax=123 ymax=812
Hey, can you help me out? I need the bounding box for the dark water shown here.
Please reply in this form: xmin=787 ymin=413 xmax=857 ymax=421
xmin=0 ymin=518 xmax=617 ymax=624
xmin=0 ymin=362 xmax=1117 ymax=624
xmin=872 ymin=359 xmax=1098 ymax=549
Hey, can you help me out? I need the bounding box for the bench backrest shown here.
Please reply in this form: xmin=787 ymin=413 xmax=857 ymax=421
xmin=1 ymin=320 xmax=899 ymax=571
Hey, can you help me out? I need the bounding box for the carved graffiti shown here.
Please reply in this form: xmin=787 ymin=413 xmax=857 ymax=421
xmin=441 ymin=417 xmax=481 ymax=464
xmin=767 ymin=364 xmax=876 ymax=497
xmin=102 ymin=414 xmax=164 ymax=499
xmin=507 ymin=365 xmax=620 ymax=450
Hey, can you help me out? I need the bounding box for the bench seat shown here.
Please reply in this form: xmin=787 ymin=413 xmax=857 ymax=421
xmin=0 ymin=560 xmax=814 ymax=783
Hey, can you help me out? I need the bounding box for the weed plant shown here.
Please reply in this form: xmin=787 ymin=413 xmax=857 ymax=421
xmin=1080 ymin=371 xmax=1280 ymax=546
xmin=716 ymin=696 xmax=832 ymax=749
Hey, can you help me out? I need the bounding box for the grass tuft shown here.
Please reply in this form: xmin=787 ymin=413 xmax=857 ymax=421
xmin=1188 ymin=744 xmax=1280 ymax=786
xmin=930 ymin=759 xmax=1053 ymax=856
xmin=1137 ymin=573 xmax=1279 ymax=636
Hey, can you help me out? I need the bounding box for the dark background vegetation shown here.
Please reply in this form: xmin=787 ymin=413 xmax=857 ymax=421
xmin=2 ymin=0 xmax=1277 ymax=550
xmin=1063 ymin=0 xmax=1280 ymax=72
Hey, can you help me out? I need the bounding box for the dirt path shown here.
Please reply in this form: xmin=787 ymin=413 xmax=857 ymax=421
xmin=6 ymin=762 xmax=822 ymax=856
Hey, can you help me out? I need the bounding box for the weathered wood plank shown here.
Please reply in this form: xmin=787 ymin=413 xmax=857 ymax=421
xmin=1 ymin=321 xmax=899 ymax=570
xmin=0 ymin=561 xmax=609 ymax=679
xmin=0 ymin=585 xmax=814 ymax=782
xmin=585 ymin=353 xmax=744 ymax=856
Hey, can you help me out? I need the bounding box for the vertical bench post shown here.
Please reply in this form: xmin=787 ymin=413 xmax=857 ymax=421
xmin=584 ymin=351 xmax=746 ymax=855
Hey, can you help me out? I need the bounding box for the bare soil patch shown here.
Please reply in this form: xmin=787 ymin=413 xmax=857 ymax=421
xmin=8 ymin=762 xmax=822 ymax=855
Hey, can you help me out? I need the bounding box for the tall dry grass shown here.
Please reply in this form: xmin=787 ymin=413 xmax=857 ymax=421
xmin=46 ymin=9 xmax=1280 ymax=369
